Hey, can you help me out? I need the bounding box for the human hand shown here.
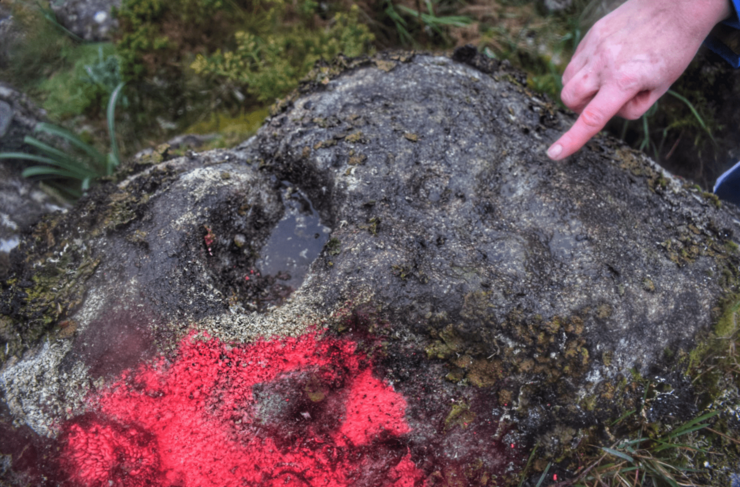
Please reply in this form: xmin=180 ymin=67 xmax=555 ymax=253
xmin=547 ymin=0 xmax=731 ymax=160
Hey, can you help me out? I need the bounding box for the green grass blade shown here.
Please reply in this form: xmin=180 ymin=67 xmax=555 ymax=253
xmin=22 ymin=137 xmax=98 ymax=178
xmin=0 ymin=151 xmax=80 ymax=168
xmin=611 ymin=409 xmax=636 ymax=426
xmin=667 ymin=411 xmax=718 ymax=439
xmin=34 ymin=0 xmax=85 ymax=43
xmin=624 ymin=437 xmax=650 ymax=446
xmin=34 ymin=123 xmax=106 ymax=164
xmin=642 ymin=463 xmax=680 ymax=487
xmin=666 ymin=90 xmax=716 ymax=145
xmin=518 ymin=445 xmax=538 ymax=487
xmin=107 ymin=82 xmax=126 ymax=173
xmin=22 ymin=165 xmax=87 ymax=179
xmin=601 ymin=447 xmax=634 ymax=463
xmin=666 ymin=425 xmax=711 ymax=440
xmin=384 ymin=2 xmax=412 ymax=45
xmin=639 ymin=114 xmax=649 ymax=151
xmin=396 ymin=5 xmax=472 ymax=27
xmin=535 ymin=462 xmax=551 ymax=487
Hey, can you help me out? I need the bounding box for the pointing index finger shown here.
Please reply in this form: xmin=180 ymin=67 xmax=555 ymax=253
xmin=547 ymin=85 xmax=636 ymax=160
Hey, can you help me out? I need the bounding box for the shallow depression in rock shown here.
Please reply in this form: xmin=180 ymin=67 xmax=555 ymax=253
xmin=255 ymin=182 xmax=331 ymax=292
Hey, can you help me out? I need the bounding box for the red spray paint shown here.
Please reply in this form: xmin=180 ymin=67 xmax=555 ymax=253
xmin=60 ymin=332 xmax=423 ymax=486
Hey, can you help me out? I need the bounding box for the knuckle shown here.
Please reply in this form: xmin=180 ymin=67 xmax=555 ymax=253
xmin=580 ymin=108 xmax=605 ymax=129
xmin=615 ymin=74 xmax=640 ymax=92
xmin=560 ymin=89 xmax=576 ymax=108
xmin=561 ymin=79 xmax=591 ymax=110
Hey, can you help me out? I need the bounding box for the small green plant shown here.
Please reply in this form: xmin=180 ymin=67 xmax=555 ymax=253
xmin=81 ymin=46 xmax=128 ymax=102
xmin=39 ymin=43 xmax=126 ymax=120
xmin=0 ymin=83 xmax=126 ymax=198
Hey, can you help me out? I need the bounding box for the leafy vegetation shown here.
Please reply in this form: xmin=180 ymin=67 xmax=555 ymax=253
xmin=190 ymin=6 xmax=374 ymax=102
xmin=40 ymin=43 xmax=126 ymax=120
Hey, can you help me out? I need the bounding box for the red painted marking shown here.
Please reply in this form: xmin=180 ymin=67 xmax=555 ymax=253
xmin=336 ymin=369 xmax=410 ymax=446
xmin=61 ymin=332 xmax=421 ymax=486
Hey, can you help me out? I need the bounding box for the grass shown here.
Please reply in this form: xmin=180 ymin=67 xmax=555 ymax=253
xmin=392 ymin=0 xmax=474 ymax=45
xmin=567 ymin=411 xmax=719 ymax=487
xmin=559 ymin=319 xmax=740 ymax=487
xmin=0 ymin=82 xmax=125 ymax=198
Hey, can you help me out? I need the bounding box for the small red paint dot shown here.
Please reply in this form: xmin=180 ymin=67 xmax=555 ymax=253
xmin=510 ymin=444 xmax=515 ymax=448
xmin=245 ymin=276 xmax=250 ymax=281
xmin=554 ymin=474 xmax=558 ymax=481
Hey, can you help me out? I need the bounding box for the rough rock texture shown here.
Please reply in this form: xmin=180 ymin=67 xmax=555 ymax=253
xmin=0 ymin=83 xmax=45 ymax=153
xmin=0 ymin=3 xmax=19 ymax=70
xmin=1 ymin=50 xmax=740 ymax=485
xmin=50 ymin=0 xmax=120 ymax=42
xmin=0 ymin=84 xmax=66 ymax=276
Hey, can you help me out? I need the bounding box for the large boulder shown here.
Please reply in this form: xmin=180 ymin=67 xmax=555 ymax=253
xmin=1 ymin=50 xmax=739 ymax=485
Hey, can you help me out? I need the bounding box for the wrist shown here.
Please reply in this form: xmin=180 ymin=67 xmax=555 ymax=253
xmin=675 ymin=0 xmax=732 ymax=37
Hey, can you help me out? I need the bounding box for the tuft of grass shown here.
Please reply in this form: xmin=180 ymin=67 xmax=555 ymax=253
xmin=0 ymin=82 xmax=126 ymax=198
xmin=568 ymin=411 xmax=719 ymax=487
xmin=378 ymin=0 xmax=473 ymax=48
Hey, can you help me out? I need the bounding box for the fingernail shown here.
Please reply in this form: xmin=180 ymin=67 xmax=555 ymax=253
xmin=547 ymin=144 xmax=563 ymax=159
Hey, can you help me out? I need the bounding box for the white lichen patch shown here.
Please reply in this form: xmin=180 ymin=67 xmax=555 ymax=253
xmin=0 ymin=340 xmax=91 ymax=438
xmin=195 ymin=282 xmax=372 ymax=344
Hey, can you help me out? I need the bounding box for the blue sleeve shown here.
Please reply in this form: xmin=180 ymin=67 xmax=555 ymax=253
xmin=726 ymin=0 xmax=740 ymax=28
xmin=705 ymin=0 xmax=740 ymax=68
